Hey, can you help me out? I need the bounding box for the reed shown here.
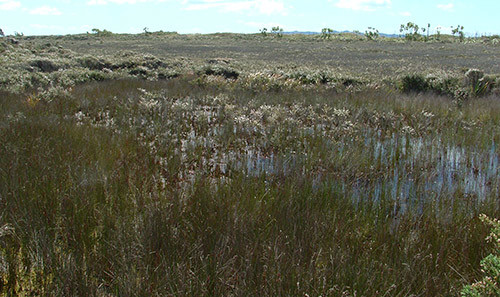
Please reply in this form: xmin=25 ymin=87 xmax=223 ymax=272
xmin=1 ymin=76 xmax=499 ymax=296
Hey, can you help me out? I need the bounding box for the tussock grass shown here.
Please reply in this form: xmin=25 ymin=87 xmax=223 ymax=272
xmin=1 ymin=77 xmax=500 ymax=296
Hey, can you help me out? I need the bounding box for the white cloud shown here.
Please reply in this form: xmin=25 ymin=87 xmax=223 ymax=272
xmin=334 ymin=0 xmax=391 ymax=11
xmin=184 ymin=0 xmax=286 ymax=15
xmin=31 ymin=24 xmax=64 ymax=30
xmin=87 ymin=0 xmax=168 ymax=4
xmin=88 ymin=0 xmax=159 ymax=4
xmin=0 ymin=0 xmax=21 ymax=10
xmin=243 ymin=21 xmax=284 ymax=29
xmin=437 ymin=3 xmax=454 ymax=11
xmin=435 ymin=25 xmax=452 ymax=34
xmin=30 ymin=6 xmax=62 ymax=15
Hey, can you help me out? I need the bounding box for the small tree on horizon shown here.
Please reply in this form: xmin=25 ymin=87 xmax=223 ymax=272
xmin=321 ymin=28 xmax=334 ymax=39
xmin=452 ymin=25 xmax=465 ymax=42
xmin=0 ymin=28 xmax=4 ymax=37
xmin=271 ymin=26 xmax=284 ymax=38
xmin=400 ymin=22 xmax=421 ymax=41
xmin=365 ymin=27 xmax=379 ymax=41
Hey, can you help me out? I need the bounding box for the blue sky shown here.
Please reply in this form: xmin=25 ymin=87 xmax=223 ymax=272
xmin=1 ymin=0 xmax=499 ymax=36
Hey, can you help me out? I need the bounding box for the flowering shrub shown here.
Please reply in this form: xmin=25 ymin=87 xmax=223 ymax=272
xmin=461 ymin=215 xmax=500 ymax=297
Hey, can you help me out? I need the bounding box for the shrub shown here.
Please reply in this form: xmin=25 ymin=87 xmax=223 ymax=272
xmin=271 ymin=26 xmax=284 ymax=39
xmin=321 ymin=28 xmax=334 ymax=40
xmin=77 ymin=56 xmax=111 ymax=70
xmin=90 ymin=28 xmax=113 ymax=37
xmin=365 ymin=27 xmax=379 ymax=41
xmin=400 ymin=22 xmax=421 ymax=41
xmin=400 ymin=74 xmax=429 ymax=93
xmin=452 ymin=25 xmax=465 ymax=42
xmin=461 ymin=214 xmax=500 ymax=297
xmin=29 ymin=59 xmax=61 ymax=73
xmin=464 ymin=69 xmax=494 ymax=97
xmin=199 ymin=65 xmax=239 ymax=80
xmin=426 ymin=74 xmax=460 ymax=96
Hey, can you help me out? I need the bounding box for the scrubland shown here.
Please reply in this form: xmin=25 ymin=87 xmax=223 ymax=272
xmin=1 ymin=33 xmax=500 ymax=296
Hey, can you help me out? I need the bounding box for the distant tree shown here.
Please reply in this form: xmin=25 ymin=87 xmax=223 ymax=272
xmin=260 ymin=27 xmax=268 ymax=37
xmin=271 ymin=26 xmax=283 ymax=38
xmin=0 ymin=28 xmax=4 ymax=37
xmin=400 ymin=22 xmax=420 ymax=41
xmin=365 ymin=27 xmax=379 ymax=41
xmin=451 ymin=25 xmax=465 ymax=42
xmin=143 ymin=27 xmax=151 ymax=35
xmin=321 ymin=28 xmax=333 ymax=40
xmin=91 ymin=28 xmax=113 ymax=37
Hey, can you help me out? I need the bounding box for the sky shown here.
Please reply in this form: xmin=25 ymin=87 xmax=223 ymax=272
xmin=1 ymin=0 xmax=499 ymax=36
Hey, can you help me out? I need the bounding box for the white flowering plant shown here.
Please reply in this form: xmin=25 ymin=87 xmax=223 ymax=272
xmin=462 ymin=214 xmax=500 ymax=297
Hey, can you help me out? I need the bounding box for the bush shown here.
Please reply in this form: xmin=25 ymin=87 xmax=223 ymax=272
xmin=29 ymin=59 xmax=61 ymax=73
xmin=400 ymin=22 xmax=421 ymax=41
xmin=90 ymin=28 xmax=113 ymax=37
xmin=199 ymin=65 xmax=239 ymax=80
xmin=365 ymin=27 xmax=379 ymax=41
xmin=400 ymin=74 xmax=429 ymax=93
xmin=321 ymin=28 xmax=334 ymax=40
xmin=461 ymin=214 xmax=500 ymax=297
xmin=465 ymin=69 xmax=494 ymax=97
xmin=77 ymin=56 xmax=111 ymax=70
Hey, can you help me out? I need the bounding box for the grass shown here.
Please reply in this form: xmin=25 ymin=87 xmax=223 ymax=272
xmin=1 ymin=34 xmax=500 ymax=296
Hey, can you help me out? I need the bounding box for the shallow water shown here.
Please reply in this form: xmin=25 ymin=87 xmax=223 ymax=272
xmin=217 ymin=133 xmax=500 ymax=212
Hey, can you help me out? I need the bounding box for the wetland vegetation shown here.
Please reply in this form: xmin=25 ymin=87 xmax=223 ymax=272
xmin=1 ymin=32 xmax=500 ymax=296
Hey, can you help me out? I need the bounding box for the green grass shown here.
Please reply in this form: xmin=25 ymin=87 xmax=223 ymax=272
xmin=1 ymin=74 xmax=500 ymax=295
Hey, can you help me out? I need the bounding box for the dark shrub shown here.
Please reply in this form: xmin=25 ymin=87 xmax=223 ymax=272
xmin=78 ymin=56 xmax=111 ymax=70
xmin=129 ymin=66 xmax=149 ymax=76
xmin=88 ymin=71 xmax=106 ymax=81
xmin=200 ymin=65 xmax=239 ymax=80
xmin=400 ymin=74 xmax=430 ymax=93
xmin=30 ymin=59 xmax=60 ymax=73
xmin=157 ymin=71 xmax=180 ymax=80
xmin=342 ymin=78 xmax=361 ymax=87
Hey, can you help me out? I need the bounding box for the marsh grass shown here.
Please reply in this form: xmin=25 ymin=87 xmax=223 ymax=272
xmin=1 ymin=76 xmax=500 ymax=296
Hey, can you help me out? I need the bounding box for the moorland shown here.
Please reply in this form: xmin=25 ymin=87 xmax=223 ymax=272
xmin=1 ymin=31 xmax=500 ymax=296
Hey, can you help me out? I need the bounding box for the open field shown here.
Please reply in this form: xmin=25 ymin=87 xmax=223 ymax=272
xmin=1 ymin=33 xmax=500 ymax=296
xmin=21 ymin=33 xmax=500 ymax=77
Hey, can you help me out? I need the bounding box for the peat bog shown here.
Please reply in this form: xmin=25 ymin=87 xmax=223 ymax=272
xmin=1 ymin=33 xmax=500 ymax=296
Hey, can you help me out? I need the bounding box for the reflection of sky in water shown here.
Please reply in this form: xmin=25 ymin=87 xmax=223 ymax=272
xmin=171 ymin=103 xmax=499 ymax=217
xmin=228 ymin=133 xmax=499 ymax=213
